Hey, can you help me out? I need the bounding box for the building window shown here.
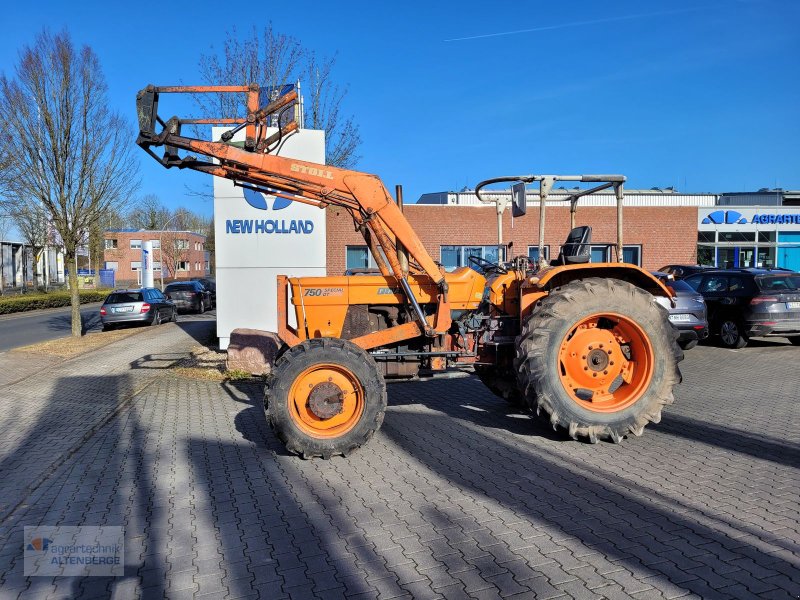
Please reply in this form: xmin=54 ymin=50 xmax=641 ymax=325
xmin=130 ymin=239 xmax=142 ymax=250
xmin=590 ymin=245 xmax=610 ymax=263
xmin=346 ymin=246 xmax=373 ymax=270
xmin=152 ymin=261 xmax=162 ymax=271
xmin=104 ymin=239 xmax=118 ymax=250
xmin=588 ymin=245 xmax=642 ymax=266
xmin=440 ymin=245 xmax=506 ymax=272
xmin=527 ymin=246 xmax=550 ymax=263
xmin=176 ymin=261 xmax=189 ymax=271
xmin=131 ymin=261 xmax=142 ymax=271
xmin=622 ymin=246 xmax=641 ymax=266
xmin=697 ymin=231 xmax=715 ymax=244
xmin=195 ymin=262 xmax=200 ymax=271
xmin=175 ymin=239 xmax=189 ymax=250
xmin=150 ymin=239 xmax=160 ymax=249
xmin=718 ymin=231 xmax=755 ymax=243
xmin=105 ymin=261 xmax=118 ymax=271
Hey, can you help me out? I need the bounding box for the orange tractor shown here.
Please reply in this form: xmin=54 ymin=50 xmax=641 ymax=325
xmin=136 ymin=84 xmax=682 ymax=458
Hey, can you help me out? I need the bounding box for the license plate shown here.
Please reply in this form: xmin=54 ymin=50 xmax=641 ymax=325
xmin=669 ymin=314 xmax=692 ymax=323
xmin=787 ymin=302 xmax=800 ymax=309
xmin=113 ymin=306 xmax=133 ymax=313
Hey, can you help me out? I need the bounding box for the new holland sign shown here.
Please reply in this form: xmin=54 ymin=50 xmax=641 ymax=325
xmin=225 ymin=188 xmax=314 ymax=235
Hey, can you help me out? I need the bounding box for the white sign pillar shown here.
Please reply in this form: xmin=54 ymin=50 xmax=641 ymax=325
xmin=213 ymin=127 xmax=327 ymax=350
xmin=141 ymin=241 xmax=154 ymax=288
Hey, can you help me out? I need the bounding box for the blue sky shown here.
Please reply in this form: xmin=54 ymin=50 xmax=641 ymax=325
xmin=1 ymin=0 xmax=798 ymax=221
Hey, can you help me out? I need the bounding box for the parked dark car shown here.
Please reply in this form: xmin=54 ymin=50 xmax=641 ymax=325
xmin=657 ymin=264 xmax=712 ymax=280
xmin=652 ymin=272 xmax=709 ymax=350
xmin=191 ymin=277 xmax=216 ymax=307
xmin=164 ymin=281 xmax=212 ymax=314
xmin=100 ymin=288 xmax=176 ymax=331
xmin=683 ymin=269 xmax=800 ymax=348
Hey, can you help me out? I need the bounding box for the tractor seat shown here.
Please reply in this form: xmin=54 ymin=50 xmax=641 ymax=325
xmin=551 ymin=226 xmax=592 ymax=266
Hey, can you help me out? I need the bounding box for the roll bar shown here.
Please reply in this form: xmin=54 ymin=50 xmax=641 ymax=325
xmin=475 ymin=175 xmax=626 ymax=270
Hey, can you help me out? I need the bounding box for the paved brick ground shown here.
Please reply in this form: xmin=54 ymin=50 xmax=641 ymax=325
xmin=0 ymin=331 xmax=798 ymax=599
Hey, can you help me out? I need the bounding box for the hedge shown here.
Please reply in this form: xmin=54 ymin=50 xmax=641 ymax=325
xmin=0 ymin=290 xmax=111 ymax=315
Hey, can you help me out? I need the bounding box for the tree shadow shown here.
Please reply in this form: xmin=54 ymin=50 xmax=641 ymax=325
xmin=380 ymin=386 xmax=800 ymax=597
xmin=0 ymin=374 xmax=164 ymax=599
xmin=45 ymin=312 xmax=101 ymax=335
xmin=175 ymin=314 xmax=218 ymax=346
xmin=657 ymin=413 xmax=800 ymax=470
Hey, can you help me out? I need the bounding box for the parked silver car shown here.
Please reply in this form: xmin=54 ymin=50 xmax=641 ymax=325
xmin=652 ymin=272 xmax=709 ymax=350
xmin=100 ymin=288 xmax=177 ymax=331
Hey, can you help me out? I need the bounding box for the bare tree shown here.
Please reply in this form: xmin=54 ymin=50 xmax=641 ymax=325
xmin=0 ymin=30 xmax=139 ymax=335
xmin=127 ymin=193 xmax=170 ymax=230
xmin=159 ymin=232 xmax=190 ymax=280
xmin=194 ymin=25 xmax=361 ymax=168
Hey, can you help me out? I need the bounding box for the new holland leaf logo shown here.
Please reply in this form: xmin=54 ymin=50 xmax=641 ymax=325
xmin=243 ymin=187 xmax=292 ymax=211
xmin=702 ymin=210 xmax=747 ymax=225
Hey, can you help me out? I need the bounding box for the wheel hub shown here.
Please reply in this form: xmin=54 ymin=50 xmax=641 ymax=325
xmin=586 ymin=348 xmax=609 ymax=372
xmin=307 ymin=382 xmax=344 ymax=419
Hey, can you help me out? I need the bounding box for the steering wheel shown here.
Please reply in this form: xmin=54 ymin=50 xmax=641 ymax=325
xmin=468 ymin=255 xmax=508 ymax=275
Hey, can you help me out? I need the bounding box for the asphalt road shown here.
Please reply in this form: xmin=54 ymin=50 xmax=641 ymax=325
xmin=0 ymin=304 xmax=104 ymax=352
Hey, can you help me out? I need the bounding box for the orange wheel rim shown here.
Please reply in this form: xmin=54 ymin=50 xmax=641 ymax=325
xmin=288 ymin=363 xmax=365 ymax=439
xmin=557 ymin=313 xmax=654 ymax=413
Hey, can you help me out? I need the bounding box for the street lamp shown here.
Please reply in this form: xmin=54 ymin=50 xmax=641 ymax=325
xmin=159 ymin=214 xmax=180 ymax=292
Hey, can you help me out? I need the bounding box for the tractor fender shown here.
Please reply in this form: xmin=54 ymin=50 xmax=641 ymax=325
xmin=533 ymin=263 xmax=674 ymax=299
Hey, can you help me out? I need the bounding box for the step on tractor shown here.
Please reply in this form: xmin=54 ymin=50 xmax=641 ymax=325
xmin=136 ymin=84 xmax=683 ymax=458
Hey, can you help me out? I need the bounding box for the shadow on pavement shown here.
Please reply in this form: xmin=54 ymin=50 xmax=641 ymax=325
xmin=3 ymin=358 xmax=796 ymax=598
xmin=0 ymin=373 xmax=165 ymax=599
xmin=379 ymin=379 xmax=798 ymax=597
xmin=45 ymin=312 xmax=101 ymax=335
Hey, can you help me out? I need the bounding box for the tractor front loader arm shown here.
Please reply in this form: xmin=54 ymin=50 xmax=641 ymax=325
xmin=135 ymin=84 xmax=450 ymax=337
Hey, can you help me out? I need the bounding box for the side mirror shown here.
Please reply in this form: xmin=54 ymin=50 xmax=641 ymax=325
xmin=511 ymin=182 xmax=527 ymax=217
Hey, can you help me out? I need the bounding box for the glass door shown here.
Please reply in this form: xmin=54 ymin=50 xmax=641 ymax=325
xmin=738 ymin=247 xmax=756 ymax=268
xmin=717 ymin=247 xmax=736 ymax=269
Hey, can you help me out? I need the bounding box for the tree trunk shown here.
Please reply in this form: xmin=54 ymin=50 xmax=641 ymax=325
xmin=31 ymin=249 xmax=40 ymax=291
xmin=67 ymin=255 xmax=82 ymax=337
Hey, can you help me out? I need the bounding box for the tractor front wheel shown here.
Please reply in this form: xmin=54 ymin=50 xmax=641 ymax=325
xmin=265 ymin=338 xmax=387 ymax=459
xmin=515 ymin=278 xmax=682 ymax=443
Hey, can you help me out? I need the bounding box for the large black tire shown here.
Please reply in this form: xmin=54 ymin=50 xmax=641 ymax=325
xmin=265 ymin=338 xmax=387 ymax=459
xmin=515 ymin=278 xmax=683 ymax=443
xmin=717 ymin=316 xmax=748 ymax=349
xmin=474 ymin=365 xmax=525 ymax=408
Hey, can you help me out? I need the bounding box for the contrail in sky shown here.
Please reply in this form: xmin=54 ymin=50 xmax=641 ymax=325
xmin=444 ymin=6 xmax=710 ymax=42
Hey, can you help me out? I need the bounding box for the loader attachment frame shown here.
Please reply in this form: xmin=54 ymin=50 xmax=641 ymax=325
xmin=136 ymin=84 xmax=451 ymax=343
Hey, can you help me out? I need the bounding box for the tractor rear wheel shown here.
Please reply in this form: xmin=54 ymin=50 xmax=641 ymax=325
xmin=265 ymin=338 xmax=387 ymax=459
xmin=515 ymin=278 xmax=682 ymax=443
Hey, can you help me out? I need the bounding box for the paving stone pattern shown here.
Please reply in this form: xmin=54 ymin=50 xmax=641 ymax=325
xmin=0 ymin=334 xmax=798 ymax=599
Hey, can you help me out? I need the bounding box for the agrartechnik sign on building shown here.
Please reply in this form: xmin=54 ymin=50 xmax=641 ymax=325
xmin=698 ymin=208 xmax=800 ymax=230
xmin=213 ymin=126 xmax=327 ymax=350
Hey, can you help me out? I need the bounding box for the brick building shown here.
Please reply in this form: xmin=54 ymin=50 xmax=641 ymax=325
xmin=103 ymin=229 xmax=209 ymax=286
xmin=326 ymin=189 xmax=714 ymax=275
